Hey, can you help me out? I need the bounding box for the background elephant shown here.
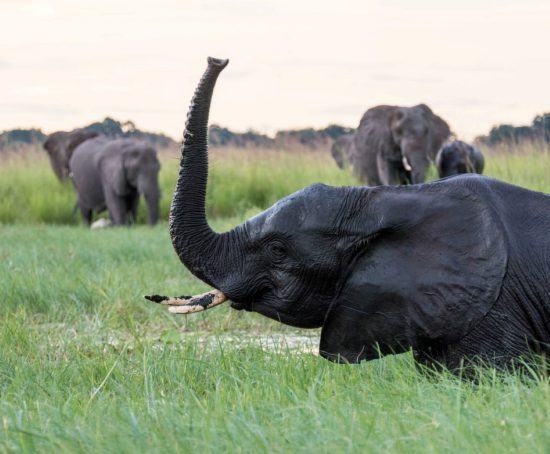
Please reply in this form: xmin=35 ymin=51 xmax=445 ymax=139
xmin=69 ymin=137 xmax=161 ymax=226
xmin=151 ymin=58 xmax=550 ymax=370
xmin=353 ymin=104 xmax=451 ymax=185
xmin=43 ymin=128 xmax=99 ymax=181
xmin=436 ymin=140 xmax=485 ymax=178
xmin=330 ymin=134 xmax=356 ymax=169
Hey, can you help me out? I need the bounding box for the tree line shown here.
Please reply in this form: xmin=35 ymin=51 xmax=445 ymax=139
xmin=474 ymin=113 xmax=549 ymax=146
xmin=1 ymin=113 xmax=548 ymax=152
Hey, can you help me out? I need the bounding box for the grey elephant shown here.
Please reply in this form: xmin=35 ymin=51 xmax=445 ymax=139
xmin=69 ymin=137 xmax=161 ymax=225
xmin=43 ymin=128 xmax=99 ymax=181
xmin=146 ymin=58 xmax=550 ymax=370
xmin=353 ymin=104 xmax=451 ymax=185
xmin=330 ymin=134 xmax=356 ymax=169
xmin=436 ymin=140 xmax=485 ymax=178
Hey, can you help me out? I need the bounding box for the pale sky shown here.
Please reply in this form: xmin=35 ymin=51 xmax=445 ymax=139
xmin=1 ymin=0 xmax=549 ymax=140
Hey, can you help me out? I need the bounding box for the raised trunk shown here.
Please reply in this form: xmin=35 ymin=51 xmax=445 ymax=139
xmin=169 ymin=57 xmax=242 ymax=289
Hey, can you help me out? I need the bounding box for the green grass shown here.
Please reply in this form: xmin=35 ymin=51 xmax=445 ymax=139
xmin=0 ymin=147 xmax=356 ymax=224
xmin=1 ymin=142 xmax=546 ymax=225
xmin=0 ymin=144 xmax=549 ymax=451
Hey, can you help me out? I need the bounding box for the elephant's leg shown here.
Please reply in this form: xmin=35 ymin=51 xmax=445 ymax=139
xmin=127 ymin=192 xmax=139 ymax=224
xmin=104 ymin=188 xmax=128 ymax=226
xmin=320 ymin=297 xmax=409 ymax=363
xmin=78 ymin=203 xmax=93 ymax=225
xmin=376 ymin=155 xmax=402 ymax=185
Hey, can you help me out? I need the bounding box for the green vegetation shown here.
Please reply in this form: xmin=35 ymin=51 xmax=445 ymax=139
xmin=0 ymin=148 xmax=356 ymax=224
xmin=0 ymin=144 xmax=549 ymax=451
xmin=1 ymin=143 xmax=548 ymax=225
xmin=476 ymin=112 xmax=550 ymax=146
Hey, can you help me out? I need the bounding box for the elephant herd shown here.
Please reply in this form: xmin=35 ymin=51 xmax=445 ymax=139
xmin=43 ymin=129 xmax=161 ymax=226
xmin=331 ymin=104 xmax=484 ymax=186
xmin=43 ymin=106 xmax=484 ymax=227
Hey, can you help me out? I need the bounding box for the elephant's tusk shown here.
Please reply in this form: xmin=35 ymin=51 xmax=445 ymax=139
xmin=402 ymin=156 xmax=412 ymax=172
xmin=144 ymin=290 xmax=227 ymax=314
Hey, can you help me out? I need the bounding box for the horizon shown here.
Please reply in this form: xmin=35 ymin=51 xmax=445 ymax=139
xmin=2 ymin=0 xmax=549 ymax=141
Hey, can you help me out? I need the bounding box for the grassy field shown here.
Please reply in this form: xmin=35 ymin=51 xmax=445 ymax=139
xmin=0 ymin=144 xmax=549 ymax=451
xmin=1 ymin=142 xmax=548 ymax=225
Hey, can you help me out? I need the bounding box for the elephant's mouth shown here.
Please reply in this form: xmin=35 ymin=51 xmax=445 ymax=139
xmin=230 ymin=301 xmax=251 ymax=311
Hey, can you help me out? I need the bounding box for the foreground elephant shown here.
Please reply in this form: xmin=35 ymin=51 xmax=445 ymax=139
xmin=70 ymin=137 xmax=161 ymax=225
xmin=148 ymin=58 xmax=550 ymax=369
xmin=353 ymin=104 xmax=450 ymax=185
xmin=436 ymin=140 xmax=485 ymax=178
xmin=43 ymin=128 xmax=99 ymax=181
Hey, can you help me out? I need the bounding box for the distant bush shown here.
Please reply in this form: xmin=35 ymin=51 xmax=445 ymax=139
xmin=208 ymin=124 xmax=274 ymax=148
xmin=84 ymin=117 xmax=176 ymax=148
xmin=275 ymin=124 xmax=354 ymax=150
xmin=0 ymin=128 xmax=45 ymax=151
xmin=476 ymin=113 xmax=549 ymax=147
xmin=208 ymin=124 xmax=354 ymax=150
xmin=1 ymin=119 xmax=355 ymax=153
xmin=0 ymin=118 xmax=177 ymax=153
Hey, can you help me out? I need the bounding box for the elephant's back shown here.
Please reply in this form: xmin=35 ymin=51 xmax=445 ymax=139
xmin=70 ymin=137 xmax=108 ymax=163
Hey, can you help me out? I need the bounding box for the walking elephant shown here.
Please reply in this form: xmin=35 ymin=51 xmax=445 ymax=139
xmin=353 ymin=104 xmax=450 ymax=185
xmin=436 ymin=140 xmax=485 ymax=178
xmin=69 ymin=137 xmax=161 ymax=226
xmin=147 ymin=58 xmax=550 ymax=370
xmin=43 ymin=128 xmax=99 ymax=181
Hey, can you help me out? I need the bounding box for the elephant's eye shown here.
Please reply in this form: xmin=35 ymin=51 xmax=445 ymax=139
xmin=268 ymin=242 xmax=286 ymax=261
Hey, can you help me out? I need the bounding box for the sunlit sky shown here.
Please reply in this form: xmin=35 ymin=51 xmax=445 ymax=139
xmin=2 ymin=0 xmax=549 ymax=140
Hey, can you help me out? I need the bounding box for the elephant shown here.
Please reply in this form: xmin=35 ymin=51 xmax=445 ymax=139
xmin=352 ymin=104 xmax=451 ymax=185
xmin=330 ymin=134 xmax=356 ymax=170
xmin=436 ymin=140 xmax=485 ymax=178
xmin=43 ymin=128 xmax=99 ymax=181
xmin=147 ymin=58 xmax=550 ymax=370
xmin=69 ymin=137 xmax=161 ymax=226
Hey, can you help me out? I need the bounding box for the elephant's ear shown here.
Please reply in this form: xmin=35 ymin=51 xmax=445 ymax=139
xmin=43 ymin=133 xmax=67 ymax=180
xmin=320 ymin=180 xmax=507 ymax=363
xmin=389 ymin=107 xmax=405 ymax=129
xmin=426 ymin=112 xmax=451 ymax=159
xmin=99 ymin=149 xmax=127 ymax=196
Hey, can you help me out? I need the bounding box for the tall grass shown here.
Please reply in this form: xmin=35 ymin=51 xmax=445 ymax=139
xmin=1 ymin=142 xmax=547 ymax=225
xmin=0 ymin=147 xmax=355 ymax=225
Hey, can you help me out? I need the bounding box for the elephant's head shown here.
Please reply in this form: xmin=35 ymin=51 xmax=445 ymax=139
xmin=436 ymin=140 xmax=476 ymax=178
xmin=390 ymin=105 xmax=450 ymax=184
xmin=330 ymin=134 xmax=355 ymax=169
xmin=100 ymin=141 xmax=161 ymax=225
xmin=43 ymin=128 xmax=98 ymax=181
xmin=163 ymin=58 xmax=506 ymax=362
xmin=168 ymin=58 xmax=337 ymax=327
